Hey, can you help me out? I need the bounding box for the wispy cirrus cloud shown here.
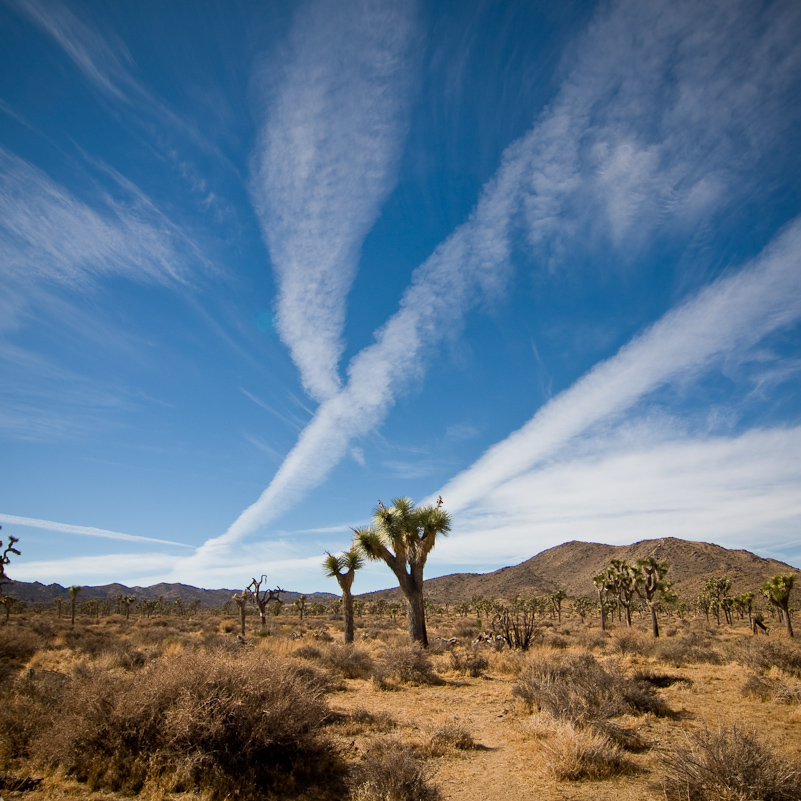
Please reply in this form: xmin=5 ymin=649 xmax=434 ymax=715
xmin=0 ymin=148 xmax=195 ymax=294
xmin=250 ymin=0 xmax=420 ymax=402
xmin=437 ymin=217 xmax=801 ymax=514
xmin=0 ymin=513 xmax=191 ymax=547
xmin=7 ymin=0 xmax=139 ymax=103
xmin=182 ymin=0 xmax=801 ymax=578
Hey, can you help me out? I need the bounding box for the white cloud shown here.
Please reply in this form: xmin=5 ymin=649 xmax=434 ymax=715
xmin=434 ymin=423 xmax=801 ymax=571
xmin=0 ymin=148 xmax=193 ymax=295
xmin=10 ymin=552 xmax=183 ymax=585
xmin=251 ymin=0 xmax=419 ymax=402
xmin=0 ymin=514 xmax=191 ymax=547
xmin=185 ymin=0 xmax=801 ymax=574
xmin=438 ymin=218 xmax=801 ymax=513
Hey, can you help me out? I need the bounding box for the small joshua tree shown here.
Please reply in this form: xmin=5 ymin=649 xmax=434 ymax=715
xmin=0 ymin=527 xmax=20 ymax=597
xmin=592 ymin=572 xmax=610 ymax=631
xmin=762 ymin=575 xmax=795 ymax=638
xmin=233 ymin=590 xmax=248 ymax=636
xmin=247 ymin=576 xmax=284 ymax=627
xmin=322 ymin=547 xmax=363 ymax=643
xmin=68 ymin=585 xmax=81 ymax=627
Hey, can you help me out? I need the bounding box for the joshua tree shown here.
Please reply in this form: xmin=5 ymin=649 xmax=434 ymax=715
xmin=247 ymin=576 xmax=284 ymax=627
xmin=702 ymin=576 xmax=732 ymax=626
xmin=592 ymin=572 xmax=610 ymax=631
xmin=0 ymin=596 xmax=18 ymax=623
xmin=0 ymin=528 xmax=20 ymax=597
xmin=322 ymin=547 xmax=363 ymax=643
xmin=606 ymin=560 xmax=638 ymax=626
xmin=68 ymin=585 xmax=81 ymax=626
xmin=549 ymin=589 xmax=567 ymax=623
xmin=734 ymin=591 xmax=755 ymax=629
xmin=233 ymin=590 xmax=249 ymax=636
xmin=54 ymin=596 xmax=63 ymax=617
xmin=571 ymin=596 xmax=593 ymax=624
xmin=635 ymin=557 xmax=675 ymax=638
xmin=762 ymin=575 xmax=795 ymax=638
xmin=353 ymin=496 xmax=451 ymax=647
xmin=292 ymin=595 xmax=307 ymax=620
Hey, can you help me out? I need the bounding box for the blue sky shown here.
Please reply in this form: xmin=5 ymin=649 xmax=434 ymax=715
xmin=2 ymin=0 xmax=801 ymax=594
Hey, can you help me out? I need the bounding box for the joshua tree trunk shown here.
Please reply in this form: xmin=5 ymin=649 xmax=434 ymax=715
xmin=648 ymin=601 xmax=659 ymax=638
xmin=343 ymin=591 xmax=355 ymax=644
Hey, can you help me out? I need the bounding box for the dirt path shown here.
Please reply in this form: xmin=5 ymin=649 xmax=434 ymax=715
xmin=328 ymin=675 xmax=662 ymax=801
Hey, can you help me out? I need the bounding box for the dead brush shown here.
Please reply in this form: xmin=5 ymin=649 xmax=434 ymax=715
xmin=512 ymin=650 xmax=671 ymax=726
xmin=539 ymin=718 xmax=634 ymax=781
xmin=422 ymin=723 xmax=475 ymax=757
xmin=448 ymin=647 xmax=488 ymax=677
xmin=349 ymin=739 xmax=440 ymax=801
xmin=30 ymin=649 xmax=346 ymax=800
xmin=736 ymin=638 xmax=801 ymax=678
xmin=652 ymin=630 xmax=725 ymax=668
xmin=661 ymin=725 xmax=801 ymax=801
xmin=317 ymin=643 xmax=374 ymax=679
xmin=377 ymin=644 xmax=442 ymax=686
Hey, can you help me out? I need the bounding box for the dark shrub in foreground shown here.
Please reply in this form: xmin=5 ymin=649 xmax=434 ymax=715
xmin=32 ymin=649 xmax=345 ymax=799
xmin=662 ymin=726 xmax=801 ymax=801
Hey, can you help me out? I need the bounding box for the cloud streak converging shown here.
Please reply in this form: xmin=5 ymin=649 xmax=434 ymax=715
xmin=183 ymin=0 xmax=801 ymax=578
xmin=438 ymin=218 xmax=801 ymax=513
xmin=251 ymin=0 xmax=420 ymax=402
xmin=0 ymin=513 xmax=191 ymax=547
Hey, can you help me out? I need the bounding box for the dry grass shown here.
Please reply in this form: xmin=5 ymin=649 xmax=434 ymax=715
xmin=3 ymin=611 xmax=801 ymax=801
xmin=539 ymin=718 xmax=634 ymax=780
xmin=662 ymin=725 xmax=801 ymax=801
xmin=349 ymin=740 xmax=440 ymax=801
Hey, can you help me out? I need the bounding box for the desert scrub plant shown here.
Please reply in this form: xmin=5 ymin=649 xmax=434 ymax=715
xmin=662 ymin=725 xmax=801 ymax=800
xmin=31 ymin=649 xmax=346 ymax=800
xmin=512 ymin=651 xmax=670 ymax=725
xmin=349 ymin=740 xmax=440 ymax=801
xmin=378 ymin=643 xmax=442 ymax=686
xmin=448 ymin=647 xmax=488 ymax=677
xmin=318 ymin=643 xmax=375 ymax=679
xmin=736 ymin=638 xmax=801 ymax=678
xmin=540 ymin=718 xmax=634 ymax=781
xmin=423 ymin=723 xmax=475 ymax=757
xmin=651 ymin=630 xmax=725 ymax=667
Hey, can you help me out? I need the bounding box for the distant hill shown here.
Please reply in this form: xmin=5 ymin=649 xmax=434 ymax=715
xmin=8 ymin=538 xmax=799 ymax=610
xmin=358 ymin=538 xmax=801 ymax=604
xmin=8 ymin=580 xmax=337 ymax=609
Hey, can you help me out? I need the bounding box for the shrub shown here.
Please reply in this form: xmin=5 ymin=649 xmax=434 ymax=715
xmin=448 ymin=647 xmax=488 ymax=677
xmin=0 ymin=626 xmax=43 ymax=664
xmin=319 ymin=644 xmax=374 ymax=679
xmin=512 ymin=651 xmax=670 ymax=725
xmin=380 ymin=644 xmax=441 ymax=686
xmin=737 ymin=639 xmax=801 ymax=678
xmin=31 ymin=649 xmax=345 ymax=799
xmin=652 ymin=633 xmax=725 ymax=668
xmin=662 ymin=726 xmax=801 ymax=800
xmin=349 ymin=740 xmax=440 ymax=801
xmin=424 ymin=723 xmax=475 ymax=756
xmin=541 ymin=719 xmax=633 ymax=781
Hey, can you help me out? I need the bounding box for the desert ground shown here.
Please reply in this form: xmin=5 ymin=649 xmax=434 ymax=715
xmin=1 ymin=605 xmax=800 ymax=801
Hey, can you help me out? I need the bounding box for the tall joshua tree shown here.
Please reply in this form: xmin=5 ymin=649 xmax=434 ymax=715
xmin=606 ymin=560 xmax=637 ymax=626
xmin=354 ymin=496 xmax=451 ymax=648
xmin=762 ymin=575 xmax=795 ymax=638
xmin=68 ymin=585 xmax=81 ymax=627
xmin=322 ymin=547 xmax=363 ymax=643
xmin=635 ymin=557 xmax=675 ymax=638
xmin=592 ymin=572 xmax=610 ymax=631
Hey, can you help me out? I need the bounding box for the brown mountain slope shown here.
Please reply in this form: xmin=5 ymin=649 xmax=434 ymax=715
xmin=358 ymin=538 xmax=801 ymax=604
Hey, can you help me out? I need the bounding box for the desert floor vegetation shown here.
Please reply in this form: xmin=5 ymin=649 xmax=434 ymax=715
xmin=1 ymin=608 xmax=800 ymax=800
